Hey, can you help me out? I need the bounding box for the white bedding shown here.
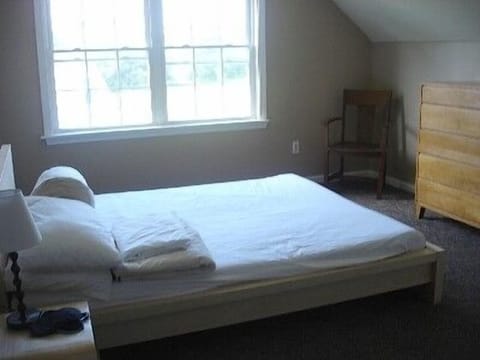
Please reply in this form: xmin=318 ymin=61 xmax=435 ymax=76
xmin=85 ymin=174 xmax=425 ymax=307
xmin=113 ymin=212 xmax=200 ymax=262
xmin=5 ymin=271 xmax=112 ymax=304
xmin=114 ymin=228 xmax=215 ymax=279
xmin=24 ymin=174 xmax=426 ymax=307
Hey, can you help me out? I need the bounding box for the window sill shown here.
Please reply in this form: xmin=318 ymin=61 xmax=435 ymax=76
xmin=42 ymin=119 xmax=269 ymax=145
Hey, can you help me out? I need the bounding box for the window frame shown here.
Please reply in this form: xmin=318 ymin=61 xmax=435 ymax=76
xmin=34 ymin=0 xmax=267 ymax=145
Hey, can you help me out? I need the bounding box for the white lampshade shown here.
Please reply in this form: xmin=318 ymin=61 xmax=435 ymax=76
xmin=0 ymin=189 xmax=42 ymax=253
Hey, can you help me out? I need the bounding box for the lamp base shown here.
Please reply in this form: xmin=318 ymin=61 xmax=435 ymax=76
xmin=6 ymin=308 xmax=42 ymax=330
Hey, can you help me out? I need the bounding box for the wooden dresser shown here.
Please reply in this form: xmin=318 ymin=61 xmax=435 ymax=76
xmin=416 ymin=82 xmax=480 ymax=229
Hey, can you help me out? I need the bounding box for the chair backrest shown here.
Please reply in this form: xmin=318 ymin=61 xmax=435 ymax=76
xmin=343 ymin=89 xmax=392 ymax=107
xmin=341 ymin=89 xmax=392 ymax=147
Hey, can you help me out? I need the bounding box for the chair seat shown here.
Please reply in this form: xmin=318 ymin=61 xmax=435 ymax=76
xmin=329 ymin=142 xmax=382 ymax=153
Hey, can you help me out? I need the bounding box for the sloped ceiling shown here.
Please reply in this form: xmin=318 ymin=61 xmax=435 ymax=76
xmin=332 ymin=0 xmax=480 ymax=42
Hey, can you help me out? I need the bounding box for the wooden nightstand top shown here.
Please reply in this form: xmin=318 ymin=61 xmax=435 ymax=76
xmin=0 ymin=301 xmax=97 ymax=360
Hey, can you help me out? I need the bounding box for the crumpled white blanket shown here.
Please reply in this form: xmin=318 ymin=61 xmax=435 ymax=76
xmin=113 ymin=230 xmax=216 ymax=280
xmin=113 ymin=212 xmax=199 ymax=262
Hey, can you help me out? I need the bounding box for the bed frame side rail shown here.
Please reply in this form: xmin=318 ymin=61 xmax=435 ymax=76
xmin=93 ymin=243 xmax=445 ymax=349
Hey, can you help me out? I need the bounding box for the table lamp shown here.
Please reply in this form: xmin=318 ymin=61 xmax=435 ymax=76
xmin=0 ymin=189 xmax=42 ymax=329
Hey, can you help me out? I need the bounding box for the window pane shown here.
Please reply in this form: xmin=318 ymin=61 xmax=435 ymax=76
xmin=165 ymin=49 xmax=193 ymax=86
xmin=223 ymin=65 xmax=251 ymax=118
xmin=83 ymin=0 xmax=116 ymax=49
xmin=219 ymin=0 xmax=249 ymax=45
xmin=90 ymin=90 xmax=121 ymax=128
xmin=165 ymin=47 xmax=252 ymax=121
xmin=166 ymin=65 xmax=193 ymax=86
xmin=167 ymin=86 xmax=195 ymax=121
xmin=196 ymin=86 xmax=222 ymax=119
xmin=224 ymin=62 xmax=249 ymax=83
xmin=195 ymin=48 xmax=221 ymax=84
xmin=51 ymin=0 xmax=147 ymax=50
xmin=87 ymin=51 xmax=118 ymax=91
xmin=190 ymin=0 xmax=222 ymax=46
xmin=114 ymin=0 xmax=148 ymax=48
xmin=223 ymin=49 xmax=251 ymax=118
xmin=120 ymin=90 xmax=152 ymax=125
xmin=195 ymin=49 xmax=222 ymax=119
xmin=50 ymin=0 xmax=83 ymax=50
xmin=56 ymin=91 xmax=89 ymax=130
xmin=54 ymin=52 xmax=87 ymax=91
xmin=119 ymin=51 xmax=150 ymax=89
xmin=194 ymin=48 xmax=218 ymax=63
xmin=54 ymin=52 xmax=89 ymax=130
xmin=223 ymin=47 xmax=250 ymax=63
xmin=163 ymin=0 xmax=249 ymax=46
xmin=162 ymin=0 xmax=191 ymax=47
xmin=165 ymin=49 xmax=193 ymax=64
xmin=54 ymin=49 xmax=152 ymax=129
xmin=162 ymin=1 xmax=253 ymax=122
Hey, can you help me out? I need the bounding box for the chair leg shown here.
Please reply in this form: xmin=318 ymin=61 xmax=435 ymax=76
xmin=376 ymin=153 xmax=387 ymax=199
xmin=324 ymin=150 xmax=330 ymax=184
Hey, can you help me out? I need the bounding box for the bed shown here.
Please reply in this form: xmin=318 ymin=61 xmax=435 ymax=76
xmin=0 ymin=144 xmax=446 ymax=350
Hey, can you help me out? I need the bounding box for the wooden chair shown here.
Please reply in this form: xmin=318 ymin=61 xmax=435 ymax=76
xmin=324 ymin=89 xmax=392 ymax=199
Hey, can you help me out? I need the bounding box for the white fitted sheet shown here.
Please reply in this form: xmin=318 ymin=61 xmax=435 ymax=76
xmin=17 ymin=272 xmax=113 ymax=308
xmin=87 ymin=174 xmax=425 ymax=308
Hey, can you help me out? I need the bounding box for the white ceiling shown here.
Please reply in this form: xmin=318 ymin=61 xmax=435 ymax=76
xmin=332 ymin=0 xmax=480 ymax=42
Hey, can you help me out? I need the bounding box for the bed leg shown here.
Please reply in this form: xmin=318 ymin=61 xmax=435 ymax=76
xmin=427 ymin=252 xmax=446 ymax=305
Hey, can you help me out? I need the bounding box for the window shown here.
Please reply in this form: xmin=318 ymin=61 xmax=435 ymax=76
xmin=34 ymin=0 xmax=266 ymax=144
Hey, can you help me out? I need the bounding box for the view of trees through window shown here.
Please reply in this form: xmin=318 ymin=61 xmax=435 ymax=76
xmin=48 ymin=0 xmax=254 ymax=130
xmin=100 ymin=57 xmax=149 ymax=91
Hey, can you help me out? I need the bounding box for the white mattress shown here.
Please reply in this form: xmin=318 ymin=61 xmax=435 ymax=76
xmin=20 ymin=272 xmax=113 ymax=308
xmin=86 ymin=174 xmax=425 ymax=309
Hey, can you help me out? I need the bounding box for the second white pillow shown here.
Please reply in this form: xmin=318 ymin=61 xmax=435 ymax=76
xmin=31 ymin=166 xmax=95 ymax=207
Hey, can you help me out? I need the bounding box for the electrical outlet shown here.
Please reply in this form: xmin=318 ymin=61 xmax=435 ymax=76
xmin=291 ymin=140 xmax=300 ymax=155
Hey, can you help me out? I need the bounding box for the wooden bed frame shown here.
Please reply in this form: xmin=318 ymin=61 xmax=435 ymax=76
xmin=0 ymin=144 xmax=446 ymax=350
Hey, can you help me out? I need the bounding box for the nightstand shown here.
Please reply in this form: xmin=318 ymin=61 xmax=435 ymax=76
xmin=0 ymin=301 xmax=97 ymax=360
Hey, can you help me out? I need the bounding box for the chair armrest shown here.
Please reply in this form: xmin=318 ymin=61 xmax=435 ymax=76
xmin=325 ymin=117 xmax=342 ymax=127
xmin=325 ymin=117 xmax=342 ymax=147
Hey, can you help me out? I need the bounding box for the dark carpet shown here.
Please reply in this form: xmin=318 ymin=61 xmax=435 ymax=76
xmin=101 ymin=179 xmax=480 ymax=360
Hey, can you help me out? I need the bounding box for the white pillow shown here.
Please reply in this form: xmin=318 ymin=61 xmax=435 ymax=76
xmin=18 ymin=196 xmax=120 ymax=271
xmin=31 ymin=166 xmax=95 ymax=207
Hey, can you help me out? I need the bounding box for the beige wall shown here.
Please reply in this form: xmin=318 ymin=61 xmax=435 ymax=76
xmin=0 ymin=0 xmax=370 ymax=193
xmin=372 ymin=41 xmax=480 ymax=184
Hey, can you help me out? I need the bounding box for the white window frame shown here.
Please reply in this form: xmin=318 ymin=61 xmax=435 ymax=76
xmin=34 ymin=0 xmax=267 ymax=145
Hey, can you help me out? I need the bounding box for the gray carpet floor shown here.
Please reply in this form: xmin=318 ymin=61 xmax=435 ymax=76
xmin=102 ymin=179 xmax=480 ymax=360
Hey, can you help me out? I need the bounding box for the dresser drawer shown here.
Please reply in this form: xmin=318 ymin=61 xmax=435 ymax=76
xmin=418 ymin=153 xmax=480 ymax=195
xmin=418 ymin=129 xmax=480 ymax=167
xmin=417 ymin=178 xmax=480 ymax=228
xmin=422 ymin=83 xmax=480 ymax=110
xmin=421 ymin=104 xmax=480 ymax=138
